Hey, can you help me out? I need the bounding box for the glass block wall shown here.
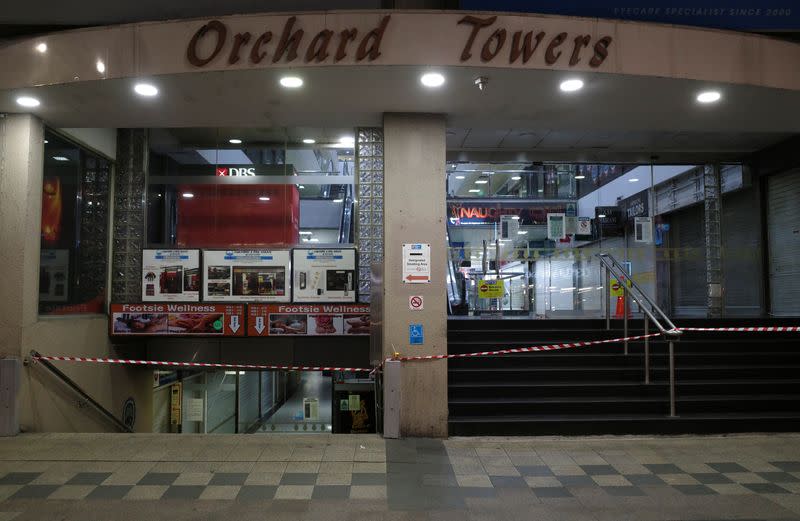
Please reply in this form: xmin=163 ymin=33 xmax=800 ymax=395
xmin=356 ymin=128 xmax=384 ymax=303
xmin=76 ymin=155 xmax=111 ymax=304
xmin=111 ymin=129 xmax=147 ymax=303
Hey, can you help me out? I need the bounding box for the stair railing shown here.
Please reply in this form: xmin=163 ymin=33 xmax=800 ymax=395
xmin=597 ymin=253 xmax=682 ymax=417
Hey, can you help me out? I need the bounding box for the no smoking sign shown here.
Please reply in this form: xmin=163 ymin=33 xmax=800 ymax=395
xmin=409 ymin=295 xmax=424 ymax=311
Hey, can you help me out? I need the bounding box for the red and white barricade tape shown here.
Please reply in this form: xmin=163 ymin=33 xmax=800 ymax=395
xmin=678 ymin=326 xmax=800 ymax=332
xmin=32 ymin=326 xmax=800 ymax=375
xmin=30 ymin=355 xmax=373 ymax=373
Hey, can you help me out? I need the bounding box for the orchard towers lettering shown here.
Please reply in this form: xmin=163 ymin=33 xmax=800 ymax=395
xmin=186 ymin=16 xmax=391 ymax=67
xmin=186 ymin=14 xmax=612 ymax=69
xmin=458 ymin=15 xmax=612 ymax=67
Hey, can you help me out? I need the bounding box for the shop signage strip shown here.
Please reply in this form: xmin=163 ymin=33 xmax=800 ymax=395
xmin=30 ymin=355 xmax=373 ymax=373
xmin=110 ymin=303 xmax=246 ymax=336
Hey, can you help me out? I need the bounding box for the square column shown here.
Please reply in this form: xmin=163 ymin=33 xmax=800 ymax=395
xmin=382 ymin=113 xmax=447 ymax=437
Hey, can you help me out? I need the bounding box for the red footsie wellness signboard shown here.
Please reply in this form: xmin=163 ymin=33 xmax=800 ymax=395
xmin=248 ymin=304 xmax=370 ymax=336
xmin=110 ymin=303 xmax=245 ymax=336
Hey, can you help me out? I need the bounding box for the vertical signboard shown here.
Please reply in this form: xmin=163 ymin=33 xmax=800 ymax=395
xmin=402 ymin=243 xmax=431 ymax=283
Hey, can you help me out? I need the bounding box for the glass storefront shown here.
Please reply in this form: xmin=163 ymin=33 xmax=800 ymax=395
xmin=446 ymin=160 xmax=758 ymax=319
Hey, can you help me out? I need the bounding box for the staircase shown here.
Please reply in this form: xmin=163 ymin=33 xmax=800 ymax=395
xmin=448 ymin=318 xmax=800 ymax=436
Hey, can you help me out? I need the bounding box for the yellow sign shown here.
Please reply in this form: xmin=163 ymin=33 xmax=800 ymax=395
xmin=610 ymin=277 xmax=632 ymax=297
xmin=478 ymin=279 xmax=504 ymax=299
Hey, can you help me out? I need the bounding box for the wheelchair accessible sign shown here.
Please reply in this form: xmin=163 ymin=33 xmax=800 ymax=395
xmin=409 ymin=324 xmax=424 ymax=345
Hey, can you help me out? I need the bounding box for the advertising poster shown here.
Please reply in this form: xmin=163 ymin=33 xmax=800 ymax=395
xmin=203 ymin=249 xmax=291 ymax=302
xmin=477 ymin=279 xmax=505 ymax=299
xmin=141 ymin=249 xmax=200 ymax=302
xmin=39 ymin=249 xmax=69 ymax=302
xmin=248 ymin=303 xmax=370 ymax=336
xmin=292 ymin=248 xmax=356 ymax=302
xmin=547 ymin=213 xmax=566 ymax=241
xmin=110 ymin=303 xmax=245 ymax=336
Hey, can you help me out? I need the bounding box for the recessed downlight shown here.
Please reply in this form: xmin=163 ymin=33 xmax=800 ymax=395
xmin=258 ymin=196 xmax=270 ymax=201
xmin=96 ymin=60 xmax=106 ymax=73
xmin=697 ymin=90 xmax=721 ymax=103
xmin=468 ymin=189 xmax=481 ymax=193
xmin=299 ymin=231 xmax=313 ymax=235
xmin=52 ymin=156 xmax=69 ymax=161
xmin=16 ymin=96 xmax=40 ymax=108
xmin=229 ymin=138 xmax=242 ymax=144
xmin=134 ymin=83 xmax=158 ymax=97
xmin=182 ymin=192 xmax=194 ymax=198
xmin=474 ymin=179 xmax=489 ymax=185
xmin=35 ymin=43 xmax=47 ymax=53
xmin=420 ymin=72 xmax=445 ymax=87
xmin=511 ymin=176 xmax=522 ymax=180
xmin=560 ymin=79 xmax=584 ymax=92
xmin=298 ymin=185 xmax=305 ymax=189
xmin=455 ymin=175 xmax=466 ymax=180
xmin=628 ymin=178 xmax=639 ymax=183
xmin=302 ymin=138 xmax=315 ymax=144
xmin=280 ymin=76 xmax=303 ymax=88
xmin=575 ymin=175 xmax=586 ymax=180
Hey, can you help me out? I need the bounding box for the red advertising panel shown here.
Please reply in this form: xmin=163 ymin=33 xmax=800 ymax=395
xmin=249 ymin=304 xmax=370 ymax=337
xmin=110 ymin=303 xmax=245 ymax=337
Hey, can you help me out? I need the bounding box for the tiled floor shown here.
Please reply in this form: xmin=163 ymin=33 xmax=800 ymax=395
xmin=1 ymin=433 xmax=800 ymax=520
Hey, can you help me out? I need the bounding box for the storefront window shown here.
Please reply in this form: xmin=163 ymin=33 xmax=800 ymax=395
xmin=146 ymin=129 xmax=355 ymax=249
xmin=39 ymin=130 xmax=111 ymax=315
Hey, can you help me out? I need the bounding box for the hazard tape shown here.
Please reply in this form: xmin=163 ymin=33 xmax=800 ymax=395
xmin=678 ymin=326 xmax=800 ymax=332
xmin=33 ymin=326 xmax=798 ymax=375
xmin=31 ymin=355 xmax=372 ymax=373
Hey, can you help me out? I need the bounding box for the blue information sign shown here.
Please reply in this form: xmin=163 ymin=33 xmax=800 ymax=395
xmin=409 ymin=324 xmax=424 ymax=345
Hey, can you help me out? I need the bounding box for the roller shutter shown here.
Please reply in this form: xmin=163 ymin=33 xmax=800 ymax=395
xmin=767 ymin=170 xmax=800 ymax=316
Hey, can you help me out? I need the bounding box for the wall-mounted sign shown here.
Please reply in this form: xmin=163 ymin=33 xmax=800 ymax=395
xmin=576 ymin=217 xmax=592 ymax=236
xmin=409 ymin=324 xmax=424 ymax=345
xmin=39 ymin=249 xmax=69 ymax=302
xmin=477 ymin=279 xmax=505 ymax=299
xmin=547 ymin=213 xmax=566 ymax=240
xmin=142 ymin=249 xmax=200 ymax=302
xmin=292 ymin=248 xmax=356 ymax=302
xmin=110 ymin=303 xmax=245 ymax=336
xmin=249 ymin=303 xmax=370 ymax=336
xmin=595 ymin=207 xmax=624 ymax=237
xmin=635 ymin=217 xmax=653 ymax=243
xmin=203 ymin=249 xmax=291 ymax=302
xmin=500 ymin=215 xmax=520 ymax=239
xmin=402 ymin=243 xmax=431 ymax=283
xmin=408 ymin=295 xmax=424 ymax=310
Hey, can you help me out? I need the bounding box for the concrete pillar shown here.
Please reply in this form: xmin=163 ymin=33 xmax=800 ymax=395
xmin=0 ymin=114 xmax=44 ymax=359
xmin=382 ymin=113 xmax=448 ymax=437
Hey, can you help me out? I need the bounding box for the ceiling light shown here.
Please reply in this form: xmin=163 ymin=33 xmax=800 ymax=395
xmin=258 ymin=196 xmax=270 ymax=201
xmin=309 ymin=238 xmax=320 ymax=242
xmin=468 ymin=189 xmax=481 ymax=193
xmin=339 ymin=136 xmax=355 ymax=146
xmin=475 ymin=179 xmax=489 ymax=184
xmin=575 ymin=175 xmax=586 ymax=180
xmin=298 ymin=185 xmax=305 ymax=189
xmin=16 ymin=96 xmax=40 ymax=108
xmin=511 ymin=176 xmax=521 ymax=180
xmin=333 ymin=198 xmax=344 ymax=203
xmin=511 ymin=216 xmax=520 ymax=220
xmin=697 ymin=90 xmax=721 ymax=103
xmin=537 ymin=189 xmax=544 ymax=193
xmin=420 ymin=72 xmax=445 ymax=88
xmin=628 ymin=178 xmax=639 ymax=182
xmin=229 ymin=138 xmax=242 ymax=144
xmin=52 ymin=156 xmax=68 ymax=161
xmin=44 ymin=139 xmax=49 ymax=144
xmin=182 ymin=192 xmax=194 ymax=198
xmin=598 ymin=213 xmax=606 ymax=218
xmin=134 ymin=83 xmax=158 ymax=96
xmin=96 ymin=60 xmax=105 ymax=73
xmin=279 ymin=76 xmax=303 ymax=88
xmin=483 ymin=171 xmax=494 ymax=175
xmin=302 ymin=138 xmax=315 ymax=144
xmin=517 ymin=230 xmax=528 ymax=235
xmin=560 ymin=79 xmax=584 ymax=92
xmin=299 ymin=231 xmax=312 ymax=235
xmin=455 ymin=175 xmax=465 ymax=180
xmin=35 ymin=43 xmax=47 ymax=53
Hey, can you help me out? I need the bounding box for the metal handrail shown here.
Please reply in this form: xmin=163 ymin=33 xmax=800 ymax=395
xmin=27 ymin=350 xmax=133 ymax=433
xmin=597 ymin=253 xmax=681 ymax=336
xmin=596 ymin=253 xmax=681 ymax=417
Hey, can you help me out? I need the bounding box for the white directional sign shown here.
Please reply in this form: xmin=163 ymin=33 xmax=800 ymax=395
xmin=402 ymin=243 xmax=431 ymax=284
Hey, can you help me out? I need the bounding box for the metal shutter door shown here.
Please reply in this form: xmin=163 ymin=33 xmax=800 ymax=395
xmin=670 ymin=204 xmax=706 ymax=317
xmin=722 ymin=188 xmax=762 ymax=316
xmin=768 ymin=170 xmax=800 ymax=316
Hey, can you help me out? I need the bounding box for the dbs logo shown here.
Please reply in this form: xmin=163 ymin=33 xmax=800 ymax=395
xmin=216 ymin=167 xmax=255 ymax=176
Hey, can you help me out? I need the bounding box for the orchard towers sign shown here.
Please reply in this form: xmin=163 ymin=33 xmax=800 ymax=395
xmin=185 ymin=14 xmax=612 ymax=68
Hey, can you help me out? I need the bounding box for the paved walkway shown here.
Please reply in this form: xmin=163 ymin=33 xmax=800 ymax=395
xmin=1 ymin=433 xmax=799 ymax=520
